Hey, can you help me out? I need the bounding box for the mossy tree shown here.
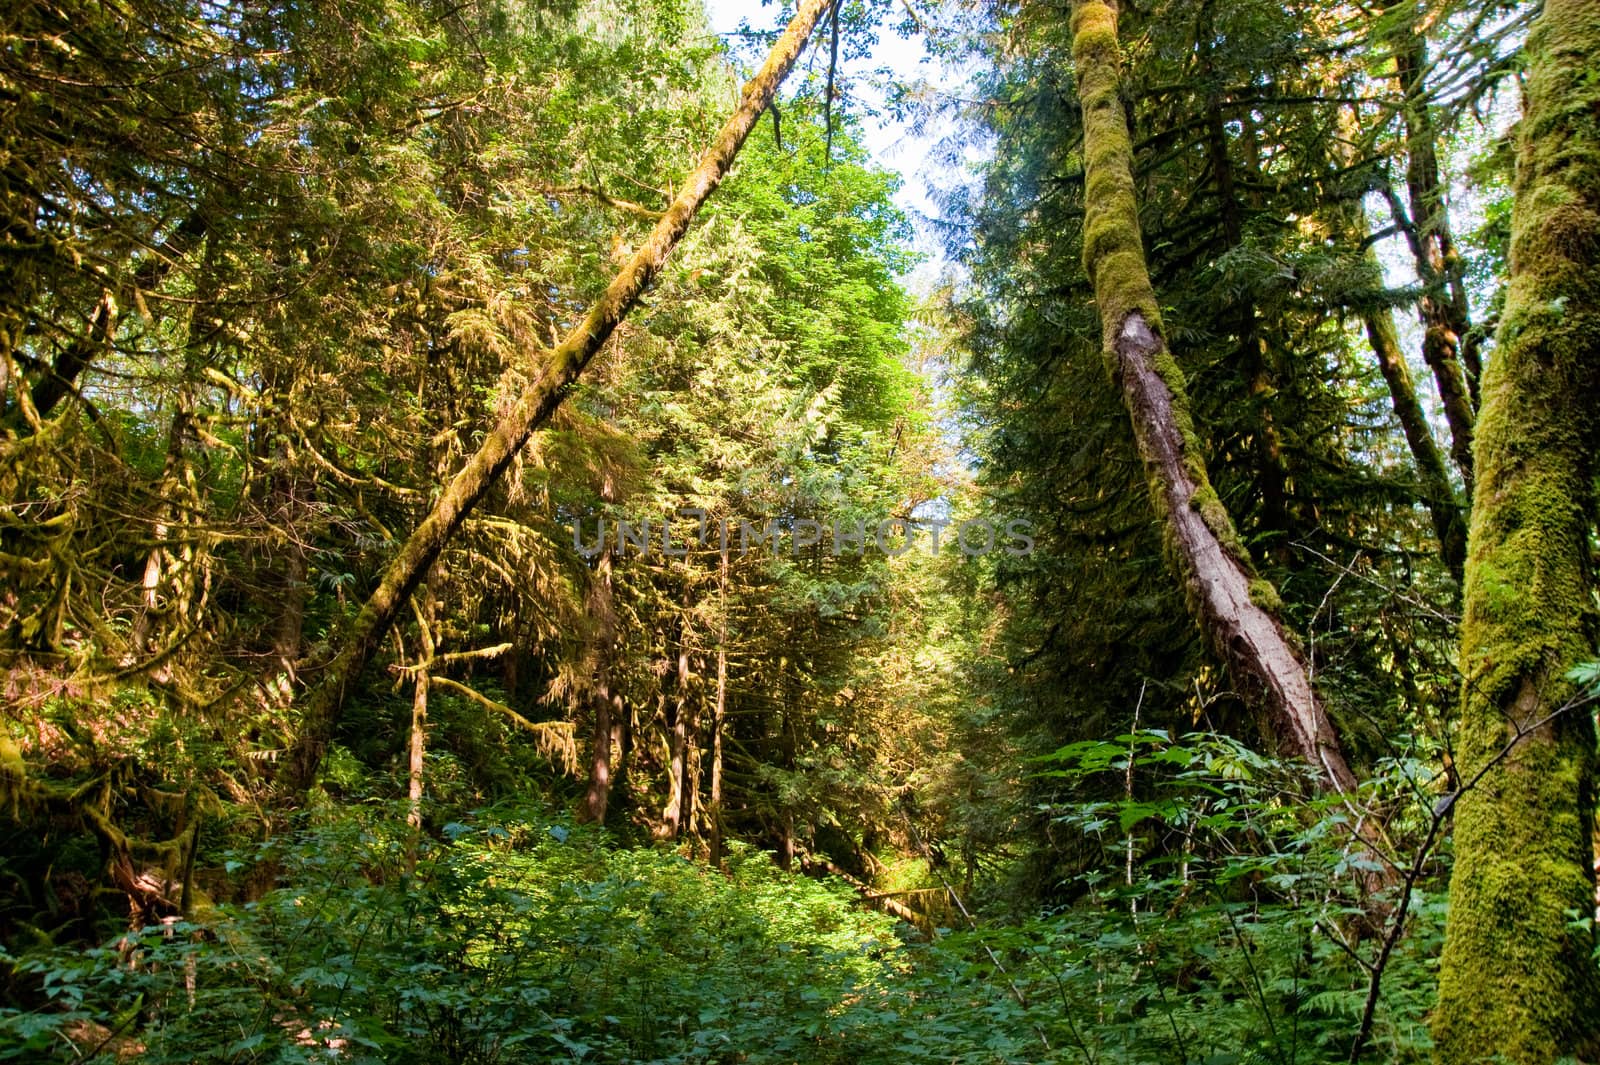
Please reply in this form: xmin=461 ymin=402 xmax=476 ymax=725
xmin=1067 ymin=0 xmax=1365 ymax=801
xmin=281 ymin=0 xmax=836 ymax=792
xmin=1433 ymin=0 xmax=1600 ymax=1059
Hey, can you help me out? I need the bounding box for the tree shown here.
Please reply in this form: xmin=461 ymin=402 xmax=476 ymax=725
xmin=1067 ymin=0 xmax=1362 ymax=798
xmin=282 ymin=0 xmax=836 ymax=793
xmin=1381 ymin=0 xmax=1479 ymax=489
xmin=1432 ymin=0 xmax=1600 ymax=1058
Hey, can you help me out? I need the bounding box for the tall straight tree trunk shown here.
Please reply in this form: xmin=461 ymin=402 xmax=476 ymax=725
xmin=1069 ymin=0 xmax=1362 ymax=798
xmin=1433 ymin=2 xmax=1600 ymax=1059
xmin=1388 ymin=12 xmax=1478 ymax=487
xmin=581 ymin=525 xmax=619 ymax=824
xmin=708 ymin=552 xmax=729 ymax=866
xmin=658 ymin=635 xmax=692 ymax=840
xmin=281 ymin=0 xmax=833 ymax=794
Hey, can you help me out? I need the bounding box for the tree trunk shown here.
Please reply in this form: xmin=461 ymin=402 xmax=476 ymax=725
xmin=280 ymin=0 xmax=834 ymax=794
xmin=1433 ymin=2 xmax=1600 ymax=1059
xmin=1069 ymin=0 xmax=1361 ymax=797
xmin=708 ymin=554 xmax=729 ymax=866
xmin=1361 ymin=301 xmax=1467 ymax=579
xmin=1388 ymin=16 xmax=1477 ymax=487
xmin=407 ymin=589 xmax=436 ymax=833
xmin=269 ymin=469 xmax=310 ymax=682
xmin=581 ymin=548 xmax=618 ymax=825
xmin=1332 ymin=106 xmax=1467 ymax=579
xmin=657 ymin=638 xmax=691 ymax=840
xmin=582 ymin=682 xmax=616 ymax=825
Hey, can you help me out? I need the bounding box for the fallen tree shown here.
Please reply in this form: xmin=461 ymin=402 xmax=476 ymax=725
xmin=281 ymin=0 xmax=836 ymax=794
xmin=1068 ymin=0 xmax=1380 ymax=855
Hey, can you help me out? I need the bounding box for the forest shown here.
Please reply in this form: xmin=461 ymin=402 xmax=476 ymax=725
xmin=1 ymin=0 xmax=1597 ymax=1060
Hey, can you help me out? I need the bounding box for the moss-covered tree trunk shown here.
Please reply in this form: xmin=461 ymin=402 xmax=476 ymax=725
xmin=1361 ymin=300 xmax=1467 ymax=580
xmin=1433 ymin=1 xmax=1600 ymax=1059
xmin=280 ymin=0 xmax=834 ymax=794
xmin=1069 ymin=0 xmax=1363 ymax=799
xmin=1388 ymin=10 xmax=1478 ymax=487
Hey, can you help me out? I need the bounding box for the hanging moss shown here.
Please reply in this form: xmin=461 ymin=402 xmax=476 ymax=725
xmin=1433 ymin=1 xmax=1600 ymax=1060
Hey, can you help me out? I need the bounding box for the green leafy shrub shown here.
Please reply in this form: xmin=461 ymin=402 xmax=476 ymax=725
xmin=0 ymin=804 xmax=919 ymax=1063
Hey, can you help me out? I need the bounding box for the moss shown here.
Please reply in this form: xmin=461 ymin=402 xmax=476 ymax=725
xmin=1247 ymin=579 xmax=1283 ymax=614
xmin=1070 ymin=0 xmax=1163 ymax=341
xmin=1070 ymin=0 xmax=1272 ymax=582
xmin=1433 ymin=1 xmax=1600 ymax=1060
xmin=0 ymin=734 xmax=22 ymax=775
xmin=1187 ymin=482 xmax=1254 ymax=571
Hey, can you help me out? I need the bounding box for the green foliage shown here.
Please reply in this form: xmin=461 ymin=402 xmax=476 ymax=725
xmin=942 ymin=730 xmax=1448 ymax=1063
xmin=0 ymin=760 xmax=1450 ymax=1063
xmin=1 ymin=806 xmax=913 ymax=1063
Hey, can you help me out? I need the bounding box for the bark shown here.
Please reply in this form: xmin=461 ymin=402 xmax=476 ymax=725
xmin=266 ymin=453 xmax=310 ymax=680
xmin=1388 ymin=18 xmax=1477 ymax=487
xmin=1361 ymin=304 xmax=1466 ymax=580
xmin=280 ymin=0 xmax=833 ymax=794
xmin=1070 ymin=0 xmax=1361 ymax=797
xmin=580 ymin=512 xmax=619 ymax=824
xmin=1433 ymin=1 xmax=1600 ymax=1058
xmin=708 ymin=554 xmax=729 ymax=866
xmin=581 ymin=681 xmax=621 ymax=825
xmin=132 ymin=296 xmax=210 ymax=669
xmin=657 ymin=636 xmax=692 ymax=840
xmin=407 ymin=668 xmax=430 ymax=832
xmin=407 ymin=589 xmax=436 ymax=833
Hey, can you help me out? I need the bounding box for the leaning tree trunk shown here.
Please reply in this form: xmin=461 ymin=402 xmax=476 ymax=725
xmin=1069 ymin=0 xmax=1362 ymax=799
xmin=281 ymin=0 xmax=834 ymax=794
xmin=1432 ymin=2 xmax=1600 ymax=1060
xmin=4 ymin=212 xmax=206 ymax=432
xmin=1360 ymin=297 xmax=1467 ymax=580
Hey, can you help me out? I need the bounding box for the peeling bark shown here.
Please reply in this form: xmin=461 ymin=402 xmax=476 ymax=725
xmin=281 ymin=0 xmax=834 ymax=794
xmin=1070 ymin=0 xmax=1362 ymax=799
xmin=1114 ymin=313 xmax=1357 ymax=792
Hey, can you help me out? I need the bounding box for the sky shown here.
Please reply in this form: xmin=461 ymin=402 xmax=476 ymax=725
xmin=700 ymin=0 xmax=960 ymax=286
